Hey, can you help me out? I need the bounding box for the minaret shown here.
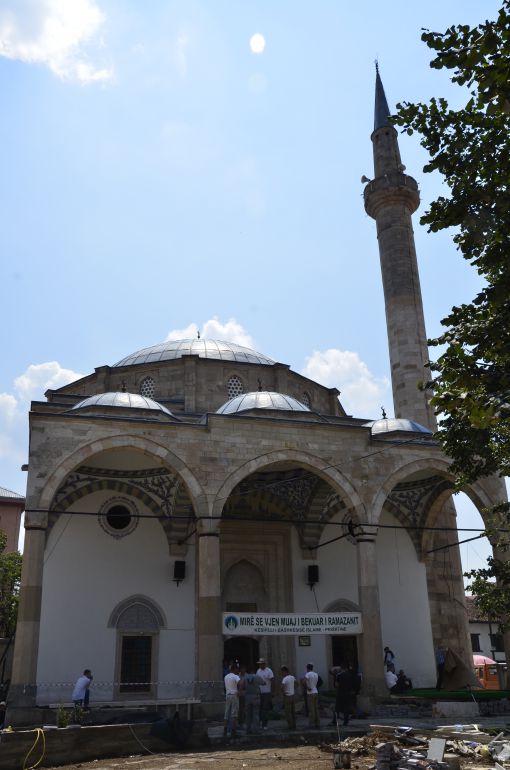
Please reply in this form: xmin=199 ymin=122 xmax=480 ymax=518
xmin=364 ymin=66 xmax=435 ymax=430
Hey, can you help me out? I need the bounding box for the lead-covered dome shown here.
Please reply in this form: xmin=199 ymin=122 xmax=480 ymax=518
xmin=368 ymin=418 xmax=432 ymax=435
xmin=114 ymin=338 xmax=275 ymax=367
xmin=71 ymin=392 xmax=174 ymax=417
xmin=217 ymin=391 xmax=310 ymax=415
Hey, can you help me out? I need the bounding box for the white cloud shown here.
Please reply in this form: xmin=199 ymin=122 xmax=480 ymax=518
xmin=166 ymin=322 xmax=200 ymax=341
xmin=0 ymin=0 xmax=113 ymax=83
xmin=301 ymin=348 xmax=391 ymax=418
xmin=0 ymin=393 xmax=18 ymax=421
xmin=14 ymin=361 xmax=84 ymax=401
xmin=166 ymin=317 xmax=255 ymax=348
xmin=0 ymin=360 xmax=84 ymax=492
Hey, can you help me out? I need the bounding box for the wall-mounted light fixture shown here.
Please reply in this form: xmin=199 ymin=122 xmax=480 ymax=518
xmin=173 ymin=560 xmax=186 ymax=586
xmin=307 ymin=564 xmax=319 ymax=590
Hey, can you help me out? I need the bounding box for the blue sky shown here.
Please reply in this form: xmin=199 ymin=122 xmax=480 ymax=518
xmin=0 ymin=0 xmax=503 ymax=573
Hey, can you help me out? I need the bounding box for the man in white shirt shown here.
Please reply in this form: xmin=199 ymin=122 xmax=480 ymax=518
xmin=72 ymin=669 xmax=92 ymax=709
xmin=223 ymin=664 xmax=241 ymax=738
xmin=280 ymin=666 xmax=296 ymax=730
xmin=256 ymin=658 xmax=274 ymax=729
xmin=303 ymin=663 xmax=320 ymax=728
xmin=385 ymin=668 xmax=398 ymax=692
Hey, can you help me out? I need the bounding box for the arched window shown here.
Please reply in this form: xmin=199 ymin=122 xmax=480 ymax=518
xmin=139 ymin=376 xmax=155 ymax=398
xmin=302 ymin=391 xmax=312 ymax=408
xmin=109 ymin=595 xmax=166 ymax=697
xmin=227 ymin=375 xmax=244 ymax=399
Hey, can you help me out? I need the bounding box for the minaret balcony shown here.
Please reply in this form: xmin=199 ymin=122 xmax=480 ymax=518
xmin=364 ymin=171 xmax=419 ymax=219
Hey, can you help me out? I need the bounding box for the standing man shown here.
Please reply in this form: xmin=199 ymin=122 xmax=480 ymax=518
xmin=332 ymin=663 xmax=353 ymax=726
xmin=241 ymin=664 xmax=264 ymax=734
xmin=280 ymin=666 xmax=296 ymax=730
xmin=223 ymin=664 xmax=241 ymax=739
xmin=435 ymin=646 xmax=446 ymax=690
xmin=383 ymin=647 xmax=396 ymax=671
xmin=256 ymin=657 xmax=274 ymax=730
xmin=303 ymin=663 xmax=320 ymax=729
xmin=72 ymin=669 xmax=93 ymax=710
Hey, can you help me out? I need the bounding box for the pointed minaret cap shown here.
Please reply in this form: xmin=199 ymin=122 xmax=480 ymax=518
xmin=374 ymin=62 xmax=391 ymax=130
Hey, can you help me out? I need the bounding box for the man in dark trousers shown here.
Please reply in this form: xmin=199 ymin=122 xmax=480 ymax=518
xmin=332 ymin=662 xmax=353 ymax=726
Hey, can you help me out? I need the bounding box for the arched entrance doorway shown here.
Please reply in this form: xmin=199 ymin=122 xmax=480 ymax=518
xmin=224 ymin=637 xmax=260 ymax=669
xmin=326 ymin=600 xmax=360 ymax=670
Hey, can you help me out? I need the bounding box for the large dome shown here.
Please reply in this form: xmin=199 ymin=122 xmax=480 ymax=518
xmin=72 ymin=392 xmax=174 ymax=416
xmin=217 ymin=391 xmax=310 ymax=415
xmin=114 ymin=338 xmax=275 ymax=367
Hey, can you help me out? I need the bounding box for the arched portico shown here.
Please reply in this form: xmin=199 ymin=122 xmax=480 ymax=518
xmin=369 ymin=457 xmax=508 ymax=671
xmin=11 ymin=436 xmax=207 ymax=714
xmin=196 ymin=450 xmax=387 ymax=697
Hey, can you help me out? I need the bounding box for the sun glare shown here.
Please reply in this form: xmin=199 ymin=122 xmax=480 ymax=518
xmin=249 ymin=33 xmax=266 ymax=54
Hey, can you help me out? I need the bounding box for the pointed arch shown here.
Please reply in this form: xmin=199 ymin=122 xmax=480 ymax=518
xmin=212 ymin=449 xmax=365 ymax=521
xmin=108 ymin=594 xmax=167 ymax=629
xmin=37 ymin=433 xmax=207 ymax=515
xmin=324 ymin=598 xmax=360 ymax=613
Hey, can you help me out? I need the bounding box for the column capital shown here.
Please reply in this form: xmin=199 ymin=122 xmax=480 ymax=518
xmin=24 ymin=510 xmax=48 ymax=529
xmin=355 ymin=525 xmax=378 ymax=544
xmin=197 ymin=517 xmax=220 ymax=537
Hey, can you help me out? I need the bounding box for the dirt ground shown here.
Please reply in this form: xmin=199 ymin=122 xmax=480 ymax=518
xmin=41 ymin=738 xmax=487 ymax=770
xmin=41 ymin=744 xmax=373 ymax=770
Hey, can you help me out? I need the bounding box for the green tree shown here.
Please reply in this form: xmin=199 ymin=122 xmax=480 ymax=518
xmin=393 ymin=3 xmax=510 ymax=629
xmin=0 ymin=530 xmax=22 ymax=638
xmin=394 ymin=1 xmax=510 ymax=486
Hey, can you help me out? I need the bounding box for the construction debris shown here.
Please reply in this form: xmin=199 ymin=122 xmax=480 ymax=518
xmin=325 ymin=723 xmax=510 ymax=769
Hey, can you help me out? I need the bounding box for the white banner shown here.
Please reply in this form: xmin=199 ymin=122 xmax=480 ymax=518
xmin=222 ymin=612 xmax=362 ymax=636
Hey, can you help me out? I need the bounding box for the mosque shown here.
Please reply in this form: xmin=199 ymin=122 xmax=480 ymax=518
xmin=8 ymin=71 xmax=507 ymax=723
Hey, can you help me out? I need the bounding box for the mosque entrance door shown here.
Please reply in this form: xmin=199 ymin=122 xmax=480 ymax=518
xmin=332 ymin=636 xmax=358 ymax=670
xmin=224 ymin=636 xmax=260 ymax=669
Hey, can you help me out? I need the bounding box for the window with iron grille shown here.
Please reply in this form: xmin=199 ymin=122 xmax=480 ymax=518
xmin=140 ymin=376 xmax=155 ymax=398
xmin=227 ymin=375 xmax=244 ymax=399
xmin=120 ymin=636 xmax=152 ymax=692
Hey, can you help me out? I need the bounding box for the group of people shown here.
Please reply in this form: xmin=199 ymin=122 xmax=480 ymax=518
xmin=383 ymin=647 xmax=412 ymax=694
xmin=223 ymin=658 xmax=323 ymax=738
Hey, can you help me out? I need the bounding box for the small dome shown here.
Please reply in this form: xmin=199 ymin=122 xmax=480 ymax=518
xmin=72 ymin=392 xmax=174 ymax=416
xmin=368 ymin=417 xmax=432 ymax=435
xmin=114 ymin=338 xmax=275 ymax=367
xmin=217 ymin=391 xmax=310 ymax=415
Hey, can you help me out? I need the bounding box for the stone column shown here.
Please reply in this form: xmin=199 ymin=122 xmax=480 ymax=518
xmin=197 ymin=517 xmax=223 ymax=700
xmin=492 ymin=541 xmax=510 ymax=689
xmin=8 ymin=510 xmax=47 ymax=719
xmin=356 ymin=527 xmax=387 ymax=699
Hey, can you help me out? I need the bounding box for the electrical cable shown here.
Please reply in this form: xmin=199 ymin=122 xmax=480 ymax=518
xmin=127 ymin=723 xmax=157 ymax=755
xmin=26 ymin=507 xmax=497 ymax=534
xmin=22 ymin=727 xmax=45 ymax=770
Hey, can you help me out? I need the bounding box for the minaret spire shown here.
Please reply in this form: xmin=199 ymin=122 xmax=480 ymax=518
xmin=374 ymin=61 xmax=391 ymax=130
xmin=364 ymin=66 xmax=436 ymax=430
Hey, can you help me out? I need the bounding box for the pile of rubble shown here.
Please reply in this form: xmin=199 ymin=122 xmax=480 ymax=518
xmin=327 ymin=724 xmax=510 ymax=769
